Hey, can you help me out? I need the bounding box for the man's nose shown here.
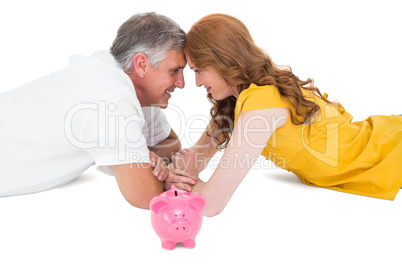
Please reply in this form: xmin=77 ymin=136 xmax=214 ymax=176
xmin=175 ymin=72 xmax=185 ymax=89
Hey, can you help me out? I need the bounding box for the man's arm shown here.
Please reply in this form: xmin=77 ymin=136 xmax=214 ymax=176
xmin=148 ymin=129 xmax=181 ymax=164
xmin=112 ymin=163 xmax=164 ymax=209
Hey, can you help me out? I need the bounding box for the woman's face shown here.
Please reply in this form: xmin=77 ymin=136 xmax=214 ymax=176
xmin=186 ymin=55 xmax=239 ymax=100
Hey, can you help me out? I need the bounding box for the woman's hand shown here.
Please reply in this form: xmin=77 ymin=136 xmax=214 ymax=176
xmin=171 ymin=149 xmax=199 ymax=178
xmin=164 ymin=149 xmax=199 ymax=191
xmin=149 ymin=151 xmax=169 ymax=182
xmin=165 ymin=166 xmax=198 ymax=192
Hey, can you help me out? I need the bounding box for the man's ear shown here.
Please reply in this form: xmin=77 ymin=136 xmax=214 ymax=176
xmin=132 ymin=53 xmax=148 ymax=78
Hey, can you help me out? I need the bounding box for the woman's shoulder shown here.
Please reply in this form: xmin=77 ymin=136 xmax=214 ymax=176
xmin=237 ymin=83 xmax=282 ymax=103
xmin=235 ymin=83 xmax=288 ymax=119
xmin=241 ymin=83 xmax=277 ymax=93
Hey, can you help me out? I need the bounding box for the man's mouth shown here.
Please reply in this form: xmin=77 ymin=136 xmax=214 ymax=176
xmin=166 ymin=89 xmax=174 ymax=96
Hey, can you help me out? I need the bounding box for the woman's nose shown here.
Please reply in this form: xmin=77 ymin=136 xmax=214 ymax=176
xmin=195 ymin=74 xmax=202 ymax=87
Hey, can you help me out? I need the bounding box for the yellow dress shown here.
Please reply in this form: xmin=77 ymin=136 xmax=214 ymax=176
xmin=234 ymin=83 xmax=402 ymax=200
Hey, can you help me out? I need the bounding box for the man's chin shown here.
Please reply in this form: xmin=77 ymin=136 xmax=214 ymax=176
xmin=157 ymin=103 xmax=168 ymax=109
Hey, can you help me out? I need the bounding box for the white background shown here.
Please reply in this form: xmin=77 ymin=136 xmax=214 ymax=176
xmin=1 ymin=0 xmax=402 ymax=267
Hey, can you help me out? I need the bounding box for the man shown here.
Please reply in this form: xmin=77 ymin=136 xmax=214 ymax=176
xmin=0 ymin=13 xmax=185 ymax=209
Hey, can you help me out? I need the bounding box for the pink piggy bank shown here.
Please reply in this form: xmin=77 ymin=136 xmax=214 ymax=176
xmin=150 ymin=185 xmax=206 ymax=250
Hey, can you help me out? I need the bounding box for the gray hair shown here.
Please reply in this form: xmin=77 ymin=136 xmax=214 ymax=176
xmin=110 ymin=12 xmax=186 ymax=73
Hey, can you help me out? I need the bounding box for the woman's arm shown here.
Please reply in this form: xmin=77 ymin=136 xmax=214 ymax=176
xmin=192 ymin=107 xmax=288 ymax=217
xmin=188 ymin=119 xmax=221 ymax=172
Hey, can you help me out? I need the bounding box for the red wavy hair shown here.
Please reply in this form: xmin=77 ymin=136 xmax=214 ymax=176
xmin=185 ymin=14 xmax=329 ymax=150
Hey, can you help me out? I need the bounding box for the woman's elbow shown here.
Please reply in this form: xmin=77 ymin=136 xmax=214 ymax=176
xmin=203 ymin=210 xmax=220 ymax=217
xmin=203 ymin=204 xmax=224 ymax=217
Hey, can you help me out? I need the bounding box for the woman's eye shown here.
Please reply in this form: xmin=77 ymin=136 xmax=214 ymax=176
xmin=195 ymin=69 xmax=201 ymax=74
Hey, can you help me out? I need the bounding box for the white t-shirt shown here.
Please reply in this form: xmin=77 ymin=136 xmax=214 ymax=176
xmin=0 ymin=51 xmax=171 ymax=196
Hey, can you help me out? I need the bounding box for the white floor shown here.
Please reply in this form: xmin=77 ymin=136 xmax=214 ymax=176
xmin=1 ymin=161 xmax=402 ymax=268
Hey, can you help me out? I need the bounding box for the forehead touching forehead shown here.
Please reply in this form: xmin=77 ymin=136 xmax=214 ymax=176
xmin=185 ymin=54 xmax=197 ymax=69
xmin=160 ymin=49 xmax=186 ymax=69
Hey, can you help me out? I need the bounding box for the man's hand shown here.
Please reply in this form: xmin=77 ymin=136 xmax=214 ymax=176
xmin=149 ymin=151 xmax=169 ymax=181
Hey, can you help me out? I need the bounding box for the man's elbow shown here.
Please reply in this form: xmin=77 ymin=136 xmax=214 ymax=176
xmin=123 ymin=193 xmax=158 ymax=210
xmin=113 ymin=163 xmax=165 ymax=210
xmin=121 ymin=186 xmax=164 ymax=210
xmin=124 ymin=195 xmax=152 ymax=210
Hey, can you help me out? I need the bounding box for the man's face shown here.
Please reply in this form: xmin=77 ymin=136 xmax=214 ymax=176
xmin=140 ymin=49 xmax=186 ymax=109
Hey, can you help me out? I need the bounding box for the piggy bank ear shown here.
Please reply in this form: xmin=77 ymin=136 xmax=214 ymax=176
xmin=186 ymin=193 xmax=206 ymax=212
xmin=150 ymin=196 xmax=170 ymax=215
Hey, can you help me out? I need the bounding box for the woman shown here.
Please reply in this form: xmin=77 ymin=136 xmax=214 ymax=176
xmin=165 ymin=14 xmax=402 ymax=217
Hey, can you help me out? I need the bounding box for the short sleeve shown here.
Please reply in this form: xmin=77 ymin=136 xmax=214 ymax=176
xmin=234 ymin=84 xmax=288 ymax=123
xmin=72 ymin=87 xmax=150 ymax=176
xmin=141 ymin=106 xmax=172 ymax=146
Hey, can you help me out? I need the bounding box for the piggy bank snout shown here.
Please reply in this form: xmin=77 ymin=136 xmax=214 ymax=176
xmin=169 ymin=220 xmax=191 ymax=239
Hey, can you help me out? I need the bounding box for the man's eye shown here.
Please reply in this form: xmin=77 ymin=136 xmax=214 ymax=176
xmin=195 ymin=70 xmax=201 ymax=74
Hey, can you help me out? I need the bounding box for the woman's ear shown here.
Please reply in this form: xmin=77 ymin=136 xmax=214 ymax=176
xmin=132 ymin=53 xmax=148 ymax=78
